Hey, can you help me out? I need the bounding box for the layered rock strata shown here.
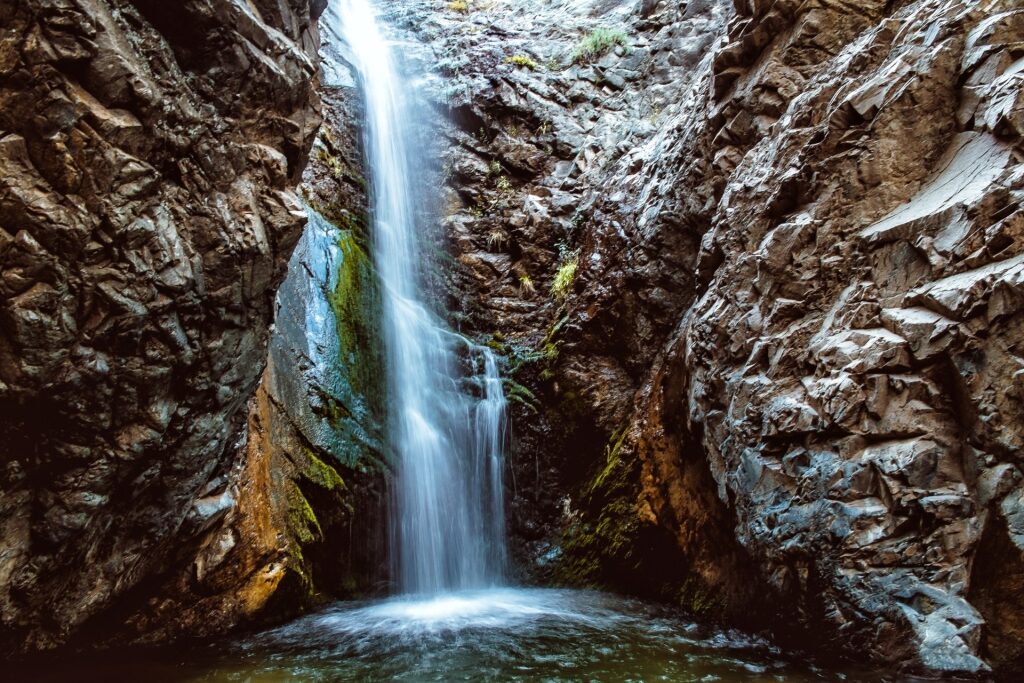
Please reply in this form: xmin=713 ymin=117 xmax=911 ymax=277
xmin=0 ymin=0 xmax=325 ymax=653
xmin=116 ymin=79 xmax=388 ymax=644
xmin=388 ymin=0 xmax=1024 ymax=673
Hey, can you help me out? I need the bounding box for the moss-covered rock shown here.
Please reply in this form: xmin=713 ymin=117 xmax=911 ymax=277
xmin=549 ymin=426 xmax=713 ymax=616
xmin=328 ymin=231 xmax=385 ymax=416
xmin=552 ymin=426 xmax=641 ymax=587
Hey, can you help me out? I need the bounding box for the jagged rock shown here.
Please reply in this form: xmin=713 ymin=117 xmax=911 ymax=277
xmin=394 ymin=0 xmax=1024 ymax=674
xmin=0 ymin=0 xmax=324 ymax=654
xmin=3 ymin=0 xmax=1022 ymax=673
xmin=90 ymin=24 xmax=388 ymax=646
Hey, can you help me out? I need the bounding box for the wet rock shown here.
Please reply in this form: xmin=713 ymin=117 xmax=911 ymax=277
xmin=0 ymin=0 xmax=324 ymax=654
xmin=393 ymin=0 xmax=1024 ymax=674
xmin=105 ymin=32 xmax=388 ymax=645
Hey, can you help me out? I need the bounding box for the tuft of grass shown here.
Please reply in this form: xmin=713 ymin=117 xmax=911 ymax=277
xmin=519 ymin=274 xmax=536 ymax=296
xmin=550 ymin=254 xmax=579 ymax=300
xmin=485 ymin=175 xmax=516 ymax=213
xmin=504 ymin=54 xmax=539 ymax=71
xmin=571 ymin=27 xmax=630 ymax=64
xmin=447 ymin=1 xmax=469 ymax=13
xmin=486 ymin=229 xmax=506 ymax=250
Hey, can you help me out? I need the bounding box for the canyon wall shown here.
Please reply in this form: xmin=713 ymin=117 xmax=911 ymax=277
xmin=395 ymin=0 xmax=1024 ymax=674
xmin=2 ymin=0 xmax=1023 ymax=674
xmin=0 ymin=0 xmax=326 ymax=653
xmin=113 ymin=80 xmax=390 ymax=645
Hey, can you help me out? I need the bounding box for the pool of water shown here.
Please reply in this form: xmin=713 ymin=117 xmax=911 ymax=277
xmin=17 ymin=588 xmax=893 ymax=682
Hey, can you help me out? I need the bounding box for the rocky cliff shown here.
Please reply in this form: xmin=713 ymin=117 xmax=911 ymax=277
xmin=0 ymin=0 xmax=326 ymax=653
xmin=3 ymin=0 xmax=1024 ymax=675
xmin=109 ymin=79 xmax=390 ymax=645
xmin=386 ymin=0 xmax=1024 ymax=674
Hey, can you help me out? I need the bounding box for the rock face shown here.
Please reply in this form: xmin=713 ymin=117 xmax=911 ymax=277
xmin=628 ymin=1 xmax=1024 ymax=674
xmin=663 ymin=2 xmax=1024 ymax=672
xmin=385 ymin=0 xmax=1024 ymax=674
xmin=113 ymin=77 xmax=390 ymax=643
xmin=0 ymin=0 xmax=325 ymax=653
xmin=3 ymin=0 xmax=1023 ymax=673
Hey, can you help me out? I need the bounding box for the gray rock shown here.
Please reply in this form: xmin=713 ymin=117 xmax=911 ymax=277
xmin=0 ymin=0 xmax=324 ymax=654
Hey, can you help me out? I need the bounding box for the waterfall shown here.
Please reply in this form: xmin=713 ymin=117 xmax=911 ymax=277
xmin=335 ymin=0 xmax=508 ymax=595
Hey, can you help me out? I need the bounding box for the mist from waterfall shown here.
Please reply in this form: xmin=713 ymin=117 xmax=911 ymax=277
xmin=334 ymin=0 xmax=507 ymax=595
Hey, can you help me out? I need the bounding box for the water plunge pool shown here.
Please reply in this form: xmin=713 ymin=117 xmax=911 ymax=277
xmin=20 ymin=588 xmax=888 ymax=682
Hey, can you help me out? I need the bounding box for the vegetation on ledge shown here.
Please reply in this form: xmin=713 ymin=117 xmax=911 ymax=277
xmin=505 ymin=55 xmax=539 ymax=71
xmin=571 ymin=27 xmax=630 ymax=63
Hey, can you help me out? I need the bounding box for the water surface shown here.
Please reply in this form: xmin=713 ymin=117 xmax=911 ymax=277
xmin=20 ymin=588 xmax=897 ymax=682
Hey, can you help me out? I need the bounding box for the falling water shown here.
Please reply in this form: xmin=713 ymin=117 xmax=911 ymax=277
xmin=336 ymin=0 xmax=507 ymax=594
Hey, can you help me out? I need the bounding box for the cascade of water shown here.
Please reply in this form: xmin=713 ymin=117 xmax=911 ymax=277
xmin=335 ymin=0 xmax=507 ymax=595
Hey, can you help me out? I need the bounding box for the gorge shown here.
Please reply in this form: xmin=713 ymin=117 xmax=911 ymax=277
xmin=2 ymin=0 xmax=1024 ymax=679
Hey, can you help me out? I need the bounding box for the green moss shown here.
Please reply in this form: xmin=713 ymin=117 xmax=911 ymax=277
xmin=571 ymin=27 xmax=630 ymax=64
xmin=327 ymin=231 xmax=384 ymax=417
xmin=302 ymin=447 xmax=346 ymax=492
xmin=315 ymin=145 xmax=346 ymax=182
xmin=556 ymin=497 xmax=640 ymax=587
xmin=552 ymin=425 xmax=641 ymax=587
xmin=675 ymin=578 xmax=724 ymax=618
xmin=504 ymin=55 xmax=539 ymax=71
xmin=293 ymin=212 xmax=388 ymax=471
xmin=550 ymin=255 xmax=578 ymax=300
xmin=548 ymin=425 xmax=729 ymax=617
xmin=589 ymin=425 xmax=629 ymax=495
xmin=287 ymin=482 xmax=323 ymax=546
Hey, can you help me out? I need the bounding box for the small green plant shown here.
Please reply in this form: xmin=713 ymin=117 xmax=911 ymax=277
xmin=519 ymin=274 xmax=536 ymax=296
xmin=648 ymin=103 xmax=663 ymax=124
xmin=314 ymin=145 xmax=345 ymax=180
xmin=447 ymin=1 xmax=469 ymax=13
xmin=503 ymin=378 xmax=540 ymax=413
xmin=486 ymin=229 xmax=506 ymax=250
xmin=488 ymin=159 xmax=502 ymax=176
xmin=486 ymin=175 xmax=516 ymax=212
xmin=571 ymin=27 xmax=630 ymax=63
xmin=504 ymin=54 xmax=539 ymax=71
xmin=551 ymin=253 xmax=579 ymax=300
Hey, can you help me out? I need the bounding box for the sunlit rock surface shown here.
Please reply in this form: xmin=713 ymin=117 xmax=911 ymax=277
xmin=390 ymin=0 xmax=1024 ymax=673
xmin=103 ymin=32 xmax=388 ymax=645
xmin=0 ymin=0 xmax=324 ymax=653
